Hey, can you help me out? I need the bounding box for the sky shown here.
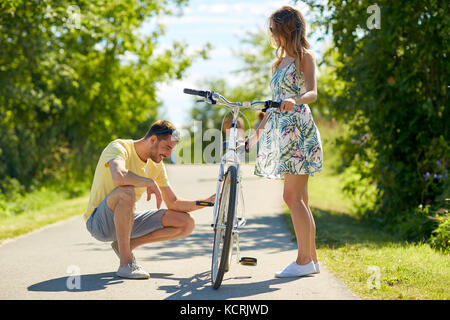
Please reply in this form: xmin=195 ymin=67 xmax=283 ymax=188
xmin=140 ymin=0 xmax=328 ymax=127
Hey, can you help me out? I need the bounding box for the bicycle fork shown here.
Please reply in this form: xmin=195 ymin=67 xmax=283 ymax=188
xmin=233 ymin=175 xmax=246 ymax=264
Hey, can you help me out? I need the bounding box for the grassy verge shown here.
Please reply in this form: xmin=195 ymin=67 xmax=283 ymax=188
xmin=0 ymin=188 xmax=89 ymax=244
xmin=282 ymin=120 xmax=450 ymax=300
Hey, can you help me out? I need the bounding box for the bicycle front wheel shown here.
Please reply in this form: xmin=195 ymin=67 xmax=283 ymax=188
xmin=211 ymin=165 xmax=237 ymax=289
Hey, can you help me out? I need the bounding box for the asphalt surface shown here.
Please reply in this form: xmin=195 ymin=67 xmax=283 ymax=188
xmin=0 ymin=164 xmax=358 ymax=300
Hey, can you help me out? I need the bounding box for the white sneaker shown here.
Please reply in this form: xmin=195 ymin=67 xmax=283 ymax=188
xmin=313 ymin=262 xmax=320 ymax=274
xmin=117 ymin=262 xmax=150 ymax=279
xmin=275 ymin=261 xmax=315 ymax=278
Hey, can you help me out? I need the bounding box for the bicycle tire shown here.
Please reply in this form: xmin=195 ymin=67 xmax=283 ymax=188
xmin=211 ymin=165 xmax=237 ymax=289
xmin=224 ymin=226 xmax=234 ymax=273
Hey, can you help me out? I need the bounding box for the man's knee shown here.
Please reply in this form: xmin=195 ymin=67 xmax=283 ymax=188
xmin=107 ymin=186 xmax=135 ymax=211
xmin=182 ymin=213 xmax=195 ymax=235
xmin=163 ymin=210 xmax=195 ymax=236
xmin=175 ymin=211 xmax=195 ymax=236
xmin=119 ymin=186 xmax=135 ymax=204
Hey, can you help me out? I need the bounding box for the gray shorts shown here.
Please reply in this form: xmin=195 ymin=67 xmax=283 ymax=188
xmin=86 ymin=198 xmax=166 ymax=242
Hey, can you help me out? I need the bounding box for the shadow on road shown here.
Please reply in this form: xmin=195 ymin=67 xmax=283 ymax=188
xmin=27 ymin=272 xmax=124 ymax=293
xmin=151 ymin=270 xmax=307 ymax=300
xmin=27 ymin=214 xmax=295 ymax=296
xmin=140 ymin=214 xmax=295 ymax=261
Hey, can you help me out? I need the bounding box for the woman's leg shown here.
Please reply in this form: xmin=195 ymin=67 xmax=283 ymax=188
xmin=283 ymin=174 xmax=313 ymax=265
xmin=301 ymin=186 xmax=318 ymax=264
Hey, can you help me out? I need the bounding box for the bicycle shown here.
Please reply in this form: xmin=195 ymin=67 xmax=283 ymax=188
xmin=183 ymin=88 xmax=280 ymax=289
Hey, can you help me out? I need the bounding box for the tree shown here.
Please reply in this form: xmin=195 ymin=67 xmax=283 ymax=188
xmin=300 ymin=0 xmax=449 ymax=243
xmin=185 ymin=29 xmax=275 ymax=164
xmin=0 ymin=0 xmax=208 ymax=194
xmin=187 ymin=27 xmax=340 ymax=164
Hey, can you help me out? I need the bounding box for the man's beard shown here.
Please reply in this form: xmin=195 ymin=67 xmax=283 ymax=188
xmin=148 ymin=144 xmax=161 ymax=163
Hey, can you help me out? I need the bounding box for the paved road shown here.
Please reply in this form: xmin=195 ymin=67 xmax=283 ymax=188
xmin=0 ymin=164 xmax=358 ymax=300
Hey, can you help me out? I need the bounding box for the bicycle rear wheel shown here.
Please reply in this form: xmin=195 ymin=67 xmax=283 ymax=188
xmin=211 ymin=165 xmax=237 ymax=289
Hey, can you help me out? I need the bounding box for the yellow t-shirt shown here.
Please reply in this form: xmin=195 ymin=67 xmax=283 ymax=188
xmin=83 ymin=139 xmax=170 ymax=222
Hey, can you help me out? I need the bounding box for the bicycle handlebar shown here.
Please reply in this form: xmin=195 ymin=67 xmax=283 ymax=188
xmin=183 ymin=88 xmax=210 ymax=98
xmin=262 ymin=100 xmax=281 ymax=111
xmin=183 ymin=88 xmax=281 ymax=112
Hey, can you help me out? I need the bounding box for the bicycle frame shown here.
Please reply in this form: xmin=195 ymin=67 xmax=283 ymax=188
xmin=201 ymin=92 xmax=277 ymax=230
xmin=183 ymin=89 xmax=280 ymax=270
xmin=211 ymin=110 xmax=250 ymax=269
xmin=212 ymin=103 xmax=242 ymax=233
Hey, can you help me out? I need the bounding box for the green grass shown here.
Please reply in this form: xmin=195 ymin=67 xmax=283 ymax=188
xmin=282 ymin=120 xmax=450 ymax=300
xmin=0 ymin=188 xmax=89 ymax=243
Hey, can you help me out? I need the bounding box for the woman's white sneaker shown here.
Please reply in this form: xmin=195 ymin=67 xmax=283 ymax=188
xmin=275 ymin=261 xmax=315 ymax=278
xmin=313 ymin=262 xmax=320 ymax=274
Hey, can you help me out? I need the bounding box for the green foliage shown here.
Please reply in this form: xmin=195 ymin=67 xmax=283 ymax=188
xmin=231 ymin=29 xmax=274 ymax=99
xmin=187 ymin=28 xmax=338 ymax=163
xmin=300 ymin=0 xmax=449 ymax=249
xmin=315 ymin=47 xmax=347 ymax=120
xmin=429 ymin=214 xmax=450 ymax=254
xmin=189 ymin=28 xmax=282 ymax=125
xmin=0 ymin=0 xmax=207 ymax=198
xmin=282 ymin=121 xmax=450 ymax=299
xmin=186 ymin=29 xmax=276 ymax=163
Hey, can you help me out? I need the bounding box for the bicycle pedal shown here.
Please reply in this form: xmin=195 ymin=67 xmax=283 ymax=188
xmin=237 ymin=218 xmax=246 ymax=228
xmin=239 ymin=257 xmax=257 ymax=266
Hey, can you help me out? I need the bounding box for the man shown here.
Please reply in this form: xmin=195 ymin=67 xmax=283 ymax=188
xmin=84 ymin=120 xmax=215 ymax=279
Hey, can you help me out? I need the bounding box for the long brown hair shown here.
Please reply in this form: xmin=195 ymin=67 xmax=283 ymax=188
xmin=269 ymin=5 xmax=310 ymax=73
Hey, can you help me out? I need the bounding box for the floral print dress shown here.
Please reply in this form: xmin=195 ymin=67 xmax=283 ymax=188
xmin=254 ymin=59 xmax=323 ymax=179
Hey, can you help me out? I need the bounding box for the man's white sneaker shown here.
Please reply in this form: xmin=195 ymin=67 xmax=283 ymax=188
xmin=275 ymin=261 xmax=315 ymax=278
xmin=313 ymin=262 xmax=320 ymax=274
xmin=117 ymin=262 xmax=150 ymax=279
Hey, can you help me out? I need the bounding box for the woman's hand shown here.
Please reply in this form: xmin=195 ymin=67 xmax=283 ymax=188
xmin=280 ymin=98 xmax=296 ymax=112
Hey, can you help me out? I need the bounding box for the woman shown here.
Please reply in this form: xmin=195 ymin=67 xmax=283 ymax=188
xmin=246 ymin=5 xmax=323 ymax=277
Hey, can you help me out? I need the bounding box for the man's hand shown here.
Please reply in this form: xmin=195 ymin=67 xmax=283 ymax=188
xmin=147 ymin=181 xmax=162 ymax=209
xmin=204 ymin=193 xmax=216 ymax=203
xmin=196 ymin=194 xmax=216 ymax=207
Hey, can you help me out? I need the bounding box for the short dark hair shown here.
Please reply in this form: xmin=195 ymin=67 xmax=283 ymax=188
xmin=145 ymin=120 xmax=177 ymax=140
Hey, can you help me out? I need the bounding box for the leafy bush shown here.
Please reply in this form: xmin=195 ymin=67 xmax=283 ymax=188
xmin=301 ymin=0 xmax=449 ymax=251
xmin=0 ymin=0 xmax=208 ymax=195
xmin=429 ymin=215 xmax=450 ymax=254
